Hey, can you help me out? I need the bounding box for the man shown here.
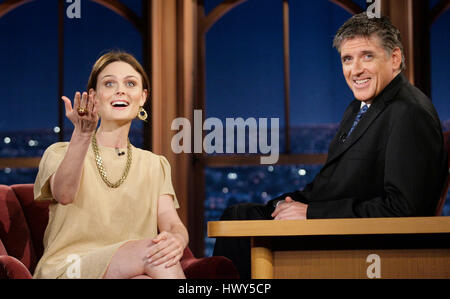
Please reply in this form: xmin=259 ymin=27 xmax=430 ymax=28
xmin=213 ymin=13 xmax=447 ymax=279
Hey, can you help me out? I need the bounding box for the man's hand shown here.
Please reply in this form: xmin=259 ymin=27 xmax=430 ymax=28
xmin=271 ymin=197 xmax=308 ymax=220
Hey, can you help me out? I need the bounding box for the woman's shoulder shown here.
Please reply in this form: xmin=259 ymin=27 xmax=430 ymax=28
xmin=44 ymin=142 xmax=69 ymax=155
xmin=134 ymin=147 xmax=169 ymax=163
xmin=37 ymin=142 xmax=69 ymax=171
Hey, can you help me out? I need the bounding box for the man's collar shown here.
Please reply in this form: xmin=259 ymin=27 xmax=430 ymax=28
xmin=360 ymin=102 xmax=370 ymax=109
xmin=351 ymin=72 xmax=406 ymax=114
xmin=371 ymin=72 xmax=406 ymax=105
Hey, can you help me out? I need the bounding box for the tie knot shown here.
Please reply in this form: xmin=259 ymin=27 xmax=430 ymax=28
xmin=346 ymin=104 xmax=369 ymax=139
xmin=360 ymin=104 xmax=369 ymax=114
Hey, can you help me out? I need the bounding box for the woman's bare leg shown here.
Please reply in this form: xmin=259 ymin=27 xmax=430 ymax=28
xmin=131 ymin=275 xmax=152 ymax=279
xmin=103 ymin=239 xmax=185 ymax=279
xmin=144 ymin=259 xmax=186 ymax=279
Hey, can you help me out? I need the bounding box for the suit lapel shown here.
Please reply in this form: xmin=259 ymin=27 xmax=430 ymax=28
xmin=326 ymin=101 xmax=359 ymax=155
xmin=323 ymin=73 xmax=407 ymax=167
xmin=327 ymin=102 xmax=385 ymax=164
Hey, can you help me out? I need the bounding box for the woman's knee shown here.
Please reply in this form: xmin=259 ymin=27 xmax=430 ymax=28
xmin=104 ymin=239 xmax=153 ymax=279
xmin=144 ymin=261 xmax=185 ymax=279
xmin=105 ymin=238 xmax=186 ymax=279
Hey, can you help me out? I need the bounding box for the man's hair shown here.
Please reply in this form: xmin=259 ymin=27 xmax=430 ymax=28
xmin=333 ymin=13 xmax=406 ymax=71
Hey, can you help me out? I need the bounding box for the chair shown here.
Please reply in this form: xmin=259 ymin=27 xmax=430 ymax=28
xmin=435 ymin=131 xmax=450 ymax=216
xmin=0 ymin=184 xmax=238 ymax=279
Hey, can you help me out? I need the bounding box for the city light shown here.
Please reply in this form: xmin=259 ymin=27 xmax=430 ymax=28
xmin=227 ymin=172 xmax=238 ymax=180
xmin=298 ymin=169 xmax=307 ymax=176
xmin=28 ymin=140 xmax=38 ymax=147
xmin=3 ymin=137 xmax=11 ymax=144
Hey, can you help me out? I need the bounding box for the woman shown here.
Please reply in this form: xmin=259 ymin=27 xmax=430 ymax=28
xmin=33 ymin=51 xmax=188 ymax=279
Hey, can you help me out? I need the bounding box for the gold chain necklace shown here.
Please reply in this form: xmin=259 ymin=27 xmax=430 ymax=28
xmin=91 ymin=133 xmax=132 ymax=188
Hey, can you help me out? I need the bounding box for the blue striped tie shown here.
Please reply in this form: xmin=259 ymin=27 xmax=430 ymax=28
xmin=347 ymin=104 xmax=369 ymax=138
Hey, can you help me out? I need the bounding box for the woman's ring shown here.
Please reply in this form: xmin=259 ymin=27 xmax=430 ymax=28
xmin=77 ymin=107 xmax=87 ymax=116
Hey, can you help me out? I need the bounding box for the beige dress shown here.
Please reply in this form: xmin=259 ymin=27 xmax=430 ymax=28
xmin=32 ymin=142 xmax=179 ymax=279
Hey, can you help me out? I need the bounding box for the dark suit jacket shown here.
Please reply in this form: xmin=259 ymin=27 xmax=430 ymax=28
xmin=270 ymin=73 xmax=447 ymax=218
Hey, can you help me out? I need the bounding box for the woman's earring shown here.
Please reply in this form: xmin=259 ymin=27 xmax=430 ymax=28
xmin=138 ymin=106 xmax=148 ymax=122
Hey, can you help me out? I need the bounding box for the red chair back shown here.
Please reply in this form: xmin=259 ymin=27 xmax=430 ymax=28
xmin=11 ymin=184 xmax=50 ymax=259
xmin=0 ymin=184 xmax=38 ymax=273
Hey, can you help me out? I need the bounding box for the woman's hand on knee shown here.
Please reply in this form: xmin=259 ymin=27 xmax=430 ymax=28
xmin=146 ymin=231 xmax=185 ymax=268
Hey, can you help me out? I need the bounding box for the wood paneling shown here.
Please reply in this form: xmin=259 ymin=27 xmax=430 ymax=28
xmin=329 ymin=0 xmax=364 ymax=14
xmin=381 ymin=0 xmax=431 ymax=96
xmin=201 ymin=0 xmax=247 ymax=33
xmin=430 ymin=0 xmax=450 ymax=26
xmin=91 ymin=0 xmax=143 ymax=33
xmin=209 ymin=218 xmax=450 ymax=278
xmin=208 ymin=217 xmax=450 ymax=237
xmin=251 ymin=238 xmax=274 ymax=279
xmin=0 ymin=158 xmax=41 ymax=169
xmin=0 ymin=0 xmax=32 ymax=19
xmin=282 ymin=0 xmax=291 ymax=154
xmin=149 ymin=1 xmax=198 ymax=251
xmin=274 ymin=249 xmax=450 ymax=279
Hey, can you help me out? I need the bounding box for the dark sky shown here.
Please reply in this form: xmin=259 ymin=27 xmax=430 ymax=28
xmin=0 ymin=0 xmax=143 ymax=133
xmin=0 ymin=0 xmax=448 ymax=132
xmin=205 ymin=0 xmax=354 ymax=125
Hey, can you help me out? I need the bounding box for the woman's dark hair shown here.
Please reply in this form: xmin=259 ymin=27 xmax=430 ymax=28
xmin=87 ymin=51 xmax=150 ymax=101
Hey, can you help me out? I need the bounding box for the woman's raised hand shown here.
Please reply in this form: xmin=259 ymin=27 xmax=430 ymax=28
xmin=61 ymin=89 xmax=99 ymax=134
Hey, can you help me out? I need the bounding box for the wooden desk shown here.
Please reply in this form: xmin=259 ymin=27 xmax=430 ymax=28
xmin=208 ymin=217 xmax=450 ymax=279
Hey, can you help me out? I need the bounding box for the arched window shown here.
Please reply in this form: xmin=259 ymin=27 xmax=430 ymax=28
xmin=62 ymin=0 xmax=143 ymax=144
xmin=0 ymin=0 xmax=146 ymax=184
xmin=430 ymin=6 xmax=449 ymax=126
xmin=0 ymin=0 xmax=59 ymax=184
xmin=430 ymin=3 xmax=450 ymax=215
xmin=201 ymin=0 xmax=371 ymax=256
